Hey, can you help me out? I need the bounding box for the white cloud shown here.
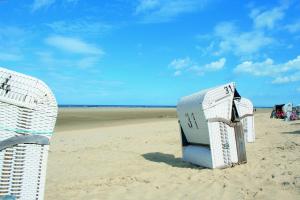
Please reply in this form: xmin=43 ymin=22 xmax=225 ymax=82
xmin=169 ymin=57 xmax=225 ymax=76
xmin=285 ymin=21 xmax=300 ymax=33
xmin=169 ymin=57 xmax=192 ymax=70
xmin=135 ymin=0 xmax=208 ymax=23
xmin=32 ymin=0 xmax=55 ymax=11
xmin=281 ymin=55 xmax=300 ymax=71
xmin=0 ymin=53 xmax=22 ymax=61
xmin=205 ymin=57 xmax=226 ymax=71
xmin=45 ymin=35 xmax=104 ymax=55
xmin=213 ymin=22 xmax=273 ymax=56
xmin=250 ymin=7 xmax=285 ymax=29
xmin=190 ymin=57 xmax=226 ymax=75
xmin=272 ymin=72 xmax=300 ymax=84
xmin=173 ymin=70 xmax=181 ymax=76
xmin=234 ymin=58 xmax=278 ymax=76
xmin=198 ymin=4 xmax=291 ymax=59
xmin=234 ymin=55 xmax=300 ymax=84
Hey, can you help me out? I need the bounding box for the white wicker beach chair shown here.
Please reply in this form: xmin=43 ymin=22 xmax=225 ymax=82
xmin=0 ymin=67 xmax=57 ymax=200
xmin=283 ymin=103 xmax=293 ymax=121
xmin=177 ymin=82 xmax=247 ymax=169
xmin=234 ymin=97 xmax=255 ymax=143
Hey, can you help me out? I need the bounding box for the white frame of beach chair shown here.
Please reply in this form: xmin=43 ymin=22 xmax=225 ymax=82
xmin=234 ymin=97 xmax=255 ymax=143
xmin=283 ymin=103 xmax=293 ymax=121
xmin=177 ymin=82 xmax=247 ymax=169
xmin=0 ymin=67 xmax=57 ymax=200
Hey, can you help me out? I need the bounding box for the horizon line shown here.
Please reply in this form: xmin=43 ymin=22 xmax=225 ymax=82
xmin=58 ymin=104 xmax=273 ymax=108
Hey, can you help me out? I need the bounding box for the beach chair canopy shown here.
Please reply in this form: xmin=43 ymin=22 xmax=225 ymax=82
xmin=275 ymin=104 xmax=285 ymax=110
xmin=177 ymin=82 xmax=241 ymax=145
xmin=235 ymin=98 xmax=253 ymax=118
xmin=234 ymin=97 xmax=255 ymax=143
xmin=177 ymin=82 xmax=247 ymax=168
xmin=283 ymin=103 xmax=293 ymax=113
xmin=0 ymin=67 xmax=58 ymax=200
xmin=271 ymin=104 xmax=286 ymax=119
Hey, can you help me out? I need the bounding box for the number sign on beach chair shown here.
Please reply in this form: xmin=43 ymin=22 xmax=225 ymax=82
xmin=0 ymin=67 xmax=58 ymax=200
xmin=177 ymin=82 xmax=247 ymax=169
xmin=234 ymin=97 xmax=255 ymax=143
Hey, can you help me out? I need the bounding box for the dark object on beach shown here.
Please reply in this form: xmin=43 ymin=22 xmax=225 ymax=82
xmin=270 ymin=104 xmax=285 ymax=119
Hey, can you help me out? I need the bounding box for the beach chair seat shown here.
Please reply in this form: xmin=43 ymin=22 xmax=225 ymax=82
xmin=276 ymin=110 xmax=285 ymax=119
xmin=234 ymin=97 xmax=255 ymax=143
xmin=0 ymin=68 xmax=57 ymax=200
xmin=177 ymin=82 xmax=247 ymax=169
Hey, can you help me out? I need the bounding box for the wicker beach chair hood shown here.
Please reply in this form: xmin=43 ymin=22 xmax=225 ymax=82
xmin=0 ymin=67 xmax=58 ymax=200
xmin=177 ymin=82 xmax=247 ymax=169
xmin=234 ymin=97 xmax=255 ymax=143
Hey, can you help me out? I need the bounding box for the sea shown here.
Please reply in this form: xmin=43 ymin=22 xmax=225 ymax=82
xmin=59 ymin=105 xmax=177 ymax=108
xmin=58 ymin=105 xmax=271 ymax=109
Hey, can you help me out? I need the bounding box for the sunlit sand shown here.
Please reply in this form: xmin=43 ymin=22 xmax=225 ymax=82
xmin=45 ymin=108 xmax=300 ymax=200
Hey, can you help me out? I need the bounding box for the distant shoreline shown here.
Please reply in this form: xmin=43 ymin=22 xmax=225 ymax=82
xmin=58 ymin=105 xmax=272 ymax=109
xmin=58 ymin=105 xmax=176 ymax=108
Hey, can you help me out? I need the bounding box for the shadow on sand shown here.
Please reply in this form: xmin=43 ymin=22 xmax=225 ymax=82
xmin=291 ymin=122 xmax=300 ymax=125
xmin=282 ymin=130 xmax=300 ymax=135
xmin=142 ymin=152 xmax=202 ymax=169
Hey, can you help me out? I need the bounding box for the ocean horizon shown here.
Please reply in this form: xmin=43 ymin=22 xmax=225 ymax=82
xmin=58 ymin=104 xmax=177 ymax=108
xmin=58 ymin=105 xmax=272 ymax=108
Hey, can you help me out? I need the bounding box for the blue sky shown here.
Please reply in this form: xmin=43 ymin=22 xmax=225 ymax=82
xmin=0 ymin=0 xmax=300 ymax=106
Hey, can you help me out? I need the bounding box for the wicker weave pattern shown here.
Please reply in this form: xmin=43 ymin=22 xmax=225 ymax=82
xmin=234 ymin=98 xmax=255 ymax=143
xmin=219 ymin=122 xmax=231 ymax=166
xmin=177 ymin=82 xmax=245 ymax=168
xmin=0 ymin=67 xmax=57 ymax=200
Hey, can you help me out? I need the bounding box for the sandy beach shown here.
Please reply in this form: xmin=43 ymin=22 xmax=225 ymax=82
xmin=45 ymin=108 xmax=300 ymax=200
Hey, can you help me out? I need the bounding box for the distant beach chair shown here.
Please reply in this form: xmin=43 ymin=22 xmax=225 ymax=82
xmin=283 ymin=103 xmax=293 ymax=121
xmin=0 ymin=68 xmax=58 ymax=199
xmin=177 ymin=82 xmax=247 ymax=169
xmin=295 ymin=105 xmax=300 ymax=120
xmin=290 ymin=110 xmax=297 ymax=121
xmin=270 ymin=104 xmax=285 ymax=119
xmin=234 ymin=97 xmax=255 ymax=143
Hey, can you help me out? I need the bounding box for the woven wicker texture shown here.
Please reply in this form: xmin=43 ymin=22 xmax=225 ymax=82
xmin=0 ymin=67 xmax=57 ymax=200
xmin=177 ymin=83 xmax=246 ymax=168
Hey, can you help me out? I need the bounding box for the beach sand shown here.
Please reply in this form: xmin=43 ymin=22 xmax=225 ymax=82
xmin=45 ymin=108 xmax=300 ymax=200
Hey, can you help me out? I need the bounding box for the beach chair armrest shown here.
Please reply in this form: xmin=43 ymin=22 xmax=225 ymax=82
xmin=0 ymin=135 xmax=49 ymax=151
